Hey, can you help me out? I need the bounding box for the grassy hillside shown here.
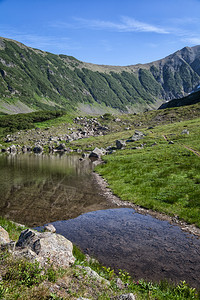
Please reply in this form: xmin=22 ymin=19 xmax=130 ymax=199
xmin=1 ymin=37 xmax=200 ymax=114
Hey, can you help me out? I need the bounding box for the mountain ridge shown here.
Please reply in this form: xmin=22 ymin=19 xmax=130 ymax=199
xmin=0 ymin=36 xmax=200 ymax=114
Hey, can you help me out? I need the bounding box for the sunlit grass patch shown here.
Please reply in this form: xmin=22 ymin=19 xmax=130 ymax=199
xmin=96 ymin=142 xmax=200 ymax=226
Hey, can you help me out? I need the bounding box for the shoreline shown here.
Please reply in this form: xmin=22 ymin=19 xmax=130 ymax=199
xmin=92 ymin=171 xmax=200 ymax=237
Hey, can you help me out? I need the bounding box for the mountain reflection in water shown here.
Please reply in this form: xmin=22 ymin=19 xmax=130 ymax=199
xmin=0 ymin=153 xmax=118 ymax=226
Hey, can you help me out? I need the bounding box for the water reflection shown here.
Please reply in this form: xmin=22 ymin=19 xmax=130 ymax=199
xmin=0 ymin=153 xmax=117 ymax=226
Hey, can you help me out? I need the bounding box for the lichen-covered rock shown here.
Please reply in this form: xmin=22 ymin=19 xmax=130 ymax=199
xmin=14 ymin=229 xmax=75 ymax=267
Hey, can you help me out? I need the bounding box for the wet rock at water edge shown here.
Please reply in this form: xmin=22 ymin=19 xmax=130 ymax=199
xmin=44 ymin=224 xmax=56 ymax=233
xmin=14 ymin=229 xmax=75 ymax=267
xmin=7 ymin=144 xmax=17 ymax=153
xmin=33 ymin=145 xmax=43 ymax=153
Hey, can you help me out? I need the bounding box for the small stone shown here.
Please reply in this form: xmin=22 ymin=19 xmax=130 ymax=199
xmin=44 ymin=224 xmax=56 ymax=233
xmin=181 ymin=129 xmax=189 ymax=135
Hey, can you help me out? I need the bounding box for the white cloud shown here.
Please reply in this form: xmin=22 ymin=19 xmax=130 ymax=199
xmin=53 ymin=16 xmax=169 ymax=35
xmin=121 ymin=17 xmax=169 ymax=34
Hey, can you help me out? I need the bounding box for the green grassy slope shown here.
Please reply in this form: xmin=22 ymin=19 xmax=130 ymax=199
xmin=1 ymin=37 xmax=200 ymax=114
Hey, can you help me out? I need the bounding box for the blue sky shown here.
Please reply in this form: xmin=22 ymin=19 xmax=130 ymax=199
xmin=1 ymin=0 xmax=200 ymax=66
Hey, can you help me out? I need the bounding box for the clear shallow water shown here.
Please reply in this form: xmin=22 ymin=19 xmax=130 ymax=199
xmin=50 ymin=208 xmax=200 ymax=289
xmin=0 ymin=154 xmax=200 ymax=288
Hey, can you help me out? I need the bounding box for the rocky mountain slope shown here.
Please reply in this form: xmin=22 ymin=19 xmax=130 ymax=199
xmin=0 ymin=37 xmax=200 ymax=114
xmin=159 ymin=90 xmax=200 ymax=109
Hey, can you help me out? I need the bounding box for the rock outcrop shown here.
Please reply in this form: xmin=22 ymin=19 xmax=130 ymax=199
xmin=13 ymin=228 xmax=75 ymax=267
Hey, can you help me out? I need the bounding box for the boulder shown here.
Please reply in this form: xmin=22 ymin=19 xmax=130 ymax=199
xmin=22 ymin=145 xmax=27 ymax=153
xmin=116 ymin=140 xmax=126 ymax=149
xmin=0 ymin=226 xmax=10 ymax=245
xmin=130 ymin=130 xmax=145 ymax=142
xmin=33 ymin=145 xmax=43 ymax=153
xmin=8 ymin=145 xmax=17 ymax=153
xmin=89 ymin=147 xmax=106 ymax=160
xmin=14 ymin=229 xmax=75 ymax=268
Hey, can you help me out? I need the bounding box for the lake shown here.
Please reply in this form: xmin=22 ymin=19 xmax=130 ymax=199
xmin=0 ymin=153 xmax=200 ymax=289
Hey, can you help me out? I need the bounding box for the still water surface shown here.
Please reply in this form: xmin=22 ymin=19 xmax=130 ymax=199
xmin=0 ymin=153 xmax=117 ymax=226
xmin=0 ymin=154 xmax=200 ymax=288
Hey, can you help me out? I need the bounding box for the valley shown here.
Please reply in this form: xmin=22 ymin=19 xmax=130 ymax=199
xmin=0 ymin=37 xmax=200 ymax=299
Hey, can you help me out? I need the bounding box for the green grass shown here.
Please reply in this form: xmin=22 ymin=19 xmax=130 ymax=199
xmin=95 ymin=118 xmax=200 ymax=227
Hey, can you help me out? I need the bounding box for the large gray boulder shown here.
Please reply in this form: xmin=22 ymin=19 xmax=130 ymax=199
xmin=0 ymin=226 xmax=10 ymax=245
xmin=14 ymin=229 xmax=75 ymax=268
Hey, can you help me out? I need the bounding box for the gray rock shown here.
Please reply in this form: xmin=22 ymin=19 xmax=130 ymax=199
xmin=117 ymin=293 xmax=136 ymax=300
xmin=130 ymin=130 xmax=145 ymax=142
xmin=116 ymin=140 xmax=126 ymax=149
xmin=44 ymin=224 xmax=56 ymax=233
xmin=0 ymin=226 xmax=10 ymax=245
xmin=8 ymin=145 xmax=17 ymax=153
xmin=33 ymin=145 xmax=43 ymax=153
xmin=14 ymin=229 xmax=75 ymax=267
xmin=81 ymin=266 xmax=110 ymax=285
xmin=181 ymin=129 xmax=189 ymax=135
xmin=89 ymin=147 xmax=106 ymax=160
xmin=22 ymin=145 xmax=27 ymax=153
xmin=116 ymin=277 xmax=125 ymax=289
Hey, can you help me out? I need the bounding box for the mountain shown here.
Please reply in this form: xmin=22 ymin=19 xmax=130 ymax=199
xmin=0 ymin=36 xmax=200 ymax=114
xmin=159 ymin=90 xmax=200 ymax=109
